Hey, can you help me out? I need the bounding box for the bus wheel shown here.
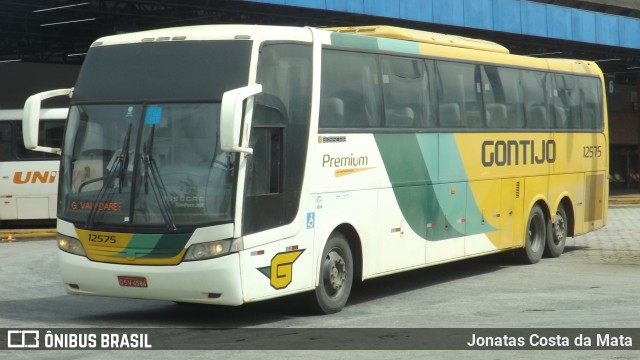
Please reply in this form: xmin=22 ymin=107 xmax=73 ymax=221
xmin=312 ymin=232 xmax=353 ymax=314
xmin=545 ymin=204 xmax=567 ymax=258
xmin=517 ymin=204 xmax=546 ymax=264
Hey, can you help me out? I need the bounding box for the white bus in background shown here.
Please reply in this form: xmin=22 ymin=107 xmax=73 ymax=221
xmin=0 ymin=108 xmax=67 ymax=224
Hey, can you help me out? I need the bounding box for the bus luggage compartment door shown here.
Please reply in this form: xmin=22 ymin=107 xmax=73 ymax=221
xmin=17 ymin=197 xmax=50 ymax=219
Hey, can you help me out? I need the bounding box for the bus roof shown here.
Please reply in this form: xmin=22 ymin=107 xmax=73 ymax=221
xmin=82 ymin=24 xmax=601 ymax=77
xmin=0 ymin=108 xmax=68 ymax=121
xmin=326 ymin=25 xmax=510 ymax=54
xmin=89 ymin=24 xmax=312 ymax=47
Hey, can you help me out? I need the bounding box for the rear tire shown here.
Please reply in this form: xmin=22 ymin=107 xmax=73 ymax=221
xmin=311 ymin=232 xmax=353 ymax=314
xmin=544 ymin=204 xmax=567 ymax=258
xmin=517 ymin=204 xmax=546 ymax=264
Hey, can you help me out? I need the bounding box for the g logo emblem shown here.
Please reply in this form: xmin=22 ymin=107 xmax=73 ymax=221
xmin=257 ymin=250 xmax=304 ymax=290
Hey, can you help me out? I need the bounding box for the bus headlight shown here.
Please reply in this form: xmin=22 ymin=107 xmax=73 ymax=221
xmin=183 ymin=239 xmax=242 ymax=261
xmin=58 ymin=235 xmax=86 ymax=256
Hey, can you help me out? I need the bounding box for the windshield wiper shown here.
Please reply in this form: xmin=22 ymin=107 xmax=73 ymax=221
xmin=86 ymin=123 xmax=132 ymax=228
xmin=141 ymin=124 xmax=177 ymax=231
xmin=116 ymin=124 xmax=132 ymax=192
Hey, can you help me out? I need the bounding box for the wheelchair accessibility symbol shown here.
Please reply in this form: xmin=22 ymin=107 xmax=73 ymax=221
xmin=307 ymin=212 xmax=315 ymax=229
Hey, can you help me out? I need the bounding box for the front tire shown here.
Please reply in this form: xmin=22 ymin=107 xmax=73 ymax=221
xmin=312 ymin=232 xmax=353 ymax=314
xmin=517 ymin=204 xmax=546 ymax=264
xmin=544 ymin=204 xmax=567 ymax=258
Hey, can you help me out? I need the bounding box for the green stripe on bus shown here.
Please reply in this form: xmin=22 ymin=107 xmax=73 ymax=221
xmin=330 ymin=32 xmax=379 ymax=50
xmin=374 ymin=133 xmax=496 ymax=240
xmin=116 ymin=233 xmax=191 ymax=258
xmin=330 ymin=32 xmax=421 ymax=54
xmin=377 ymin=37 xmax=421 ymax=54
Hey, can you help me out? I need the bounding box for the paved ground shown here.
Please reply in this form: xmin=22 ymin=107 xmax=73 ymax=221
xmin=565 ymin=205 xmax=640 ymax=265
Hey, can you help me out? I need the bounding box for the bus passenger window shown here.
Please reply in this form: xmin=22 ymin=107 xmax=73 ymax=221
xmin=16 ymin=120 xmax=64 ymax=160
xmin=320 ymin=49 xmax=383 ymax=129
xmin=0 ymin=123 xmax=11 ymax=161
xmin=482 ymin=66 xmax=524 ymax=129
xmin=381 ymin=56 xmax=429 ymax=128
xmin=554 ymin=75 xmax=581 ymax=129
xmin=521 ymin=70 xmax=550 ymax=129
xmin=580 ymin=77 xmax=603 ymax=130
xmin=436 ymin=61 xmax=482 ymax=129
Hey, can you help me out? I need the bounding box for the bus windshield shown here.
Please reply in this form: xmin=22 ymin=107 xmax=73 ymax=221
xmin=60 ymin=103 xmax=236 ymax=230
xmin=57 ymin=40 xmax=252 ymax=231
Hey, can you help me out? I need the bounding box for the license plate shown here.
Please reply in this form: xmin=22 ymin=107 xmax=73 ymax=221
xmin=117 ymin=276 xmax=148 ymax=288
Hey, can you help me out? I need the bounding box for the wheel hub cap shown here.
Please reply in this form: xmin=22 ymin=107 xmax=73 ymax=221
xmin=324 ymin=252 xmax=346 ymax=292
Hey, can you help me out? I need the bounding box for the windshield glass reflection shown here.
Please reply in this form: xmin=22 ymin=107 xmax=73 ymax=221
xmin=60 ymin=103 xmax=235 ymax=230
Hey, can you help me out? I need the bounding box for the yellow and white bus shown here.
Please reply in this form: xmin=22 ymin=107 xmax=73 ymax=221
xmin=1 ymin=108 xmax=67 ymax=224
xmin=23 ymin=25 xmax=607 ymax=314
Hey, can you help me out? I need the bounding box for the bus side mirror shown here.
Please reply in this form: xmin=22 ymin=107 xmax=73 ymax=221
xmin=23 ymin=88 xmax=73 ymax=155
xmin=220 ymin=84 xmax=262 ymax=155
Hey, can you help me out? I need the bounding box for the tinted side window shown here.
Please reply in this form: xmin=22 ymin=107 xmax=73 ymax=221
xmin=16 ymin=120 xmax=64 ymax=160
xmin=436 ymin=61 xmax=482 ymax=129
xmin=320 ymin=49 xmax=383 ymax=128
xmin=245 ymin=43 xmax=312 ymax=235
xmin=579 ymin=77 xmax=603 ymax=130
xmin=554 ymin=75 xmax=581 ymax=129
xmin=482 ymin=66 xmax=525 ymax=129
xmin=381 ymin=56 xmax=433 ymax=128
xmin=521 ymin=70 xmax=550 ymax=129
xmin=0 ymin=123 xmax=12 ymax=162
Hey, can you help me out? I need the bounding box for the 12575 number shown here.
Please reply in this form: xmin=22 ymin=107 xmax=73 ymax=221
xmin=88 ymin=233 xmax=116 ymax=244
xmin=583 ymin=146 xmax=602 ymax=158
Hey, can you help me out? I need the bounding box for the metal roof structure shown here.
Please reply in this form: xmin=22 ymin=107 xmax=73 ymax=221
xmin=0 ymin=1 xmax=277 ymax=64
xmin=1 ymin=0 xmax=640 ymax=76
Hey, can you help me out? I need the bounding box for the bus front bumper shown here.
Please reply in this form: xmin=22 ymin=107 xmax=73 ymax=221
xmin=58 ymin=250 xmax=244 ymax=306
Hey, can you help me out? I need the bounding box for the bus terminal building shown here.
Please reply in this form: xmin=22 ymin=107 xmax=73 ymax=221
xmin=2 ymin=0 xmax=640 ymax=193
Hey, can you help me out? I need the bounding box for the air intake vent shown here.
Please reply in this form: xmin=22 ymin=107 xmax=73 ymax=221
xmin=515 ymin=181 xmax=521 ymax=199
